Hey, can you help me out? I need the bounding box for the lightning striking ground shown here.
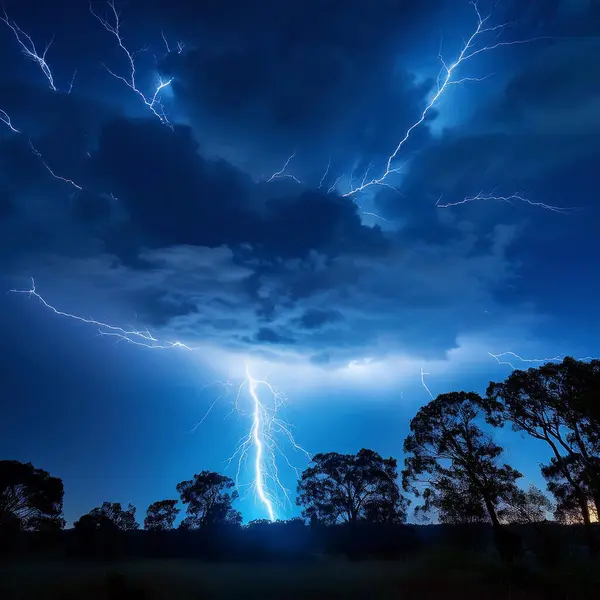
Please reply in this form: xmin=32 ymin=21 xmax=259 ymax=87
xmin=9 ymin=278 xmax=308 ymax=520
xmin=225 ymin=367 xmax=310 ymax=521
xmin=89 ymin=0 xmax=174 ymax=126
xmin=1 ymin=9 xmax=57 ymax=91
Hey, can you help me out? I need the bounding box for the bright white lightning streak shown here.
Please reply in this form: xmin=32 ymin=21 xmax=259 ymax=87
xmin=317 ymin=157 xmax=332 ymax=190
xmin=1 ymin=10 xmax=57 ymax=91
xmin=10 ymin=278 xmax=309 ymax=520
xmin=436 ymin=192 xmax=575 ymax=214
xmin=89 ymin=1 xmax=174 ymax=126
xmin=489 ymin=351 xmax=595 ymax=370
xmin=342 ymin=2 xmax=542 ymax=198
xmin=267 ymin=150 xmax=302 ymax=184
xmin=247 ymin=369 xmax=276 ymax=521
xmin=29 ymin=140 xmax=83 ymax=190
xmin=420 ymin=367 xmax=434 ymax=400
xmin=225 ymin=368 xmax=310 ymax=521
xmin=0 ymin=109 xmax=19 ymax=133
xmin=161 ymin=31 xmax=185 ymax=55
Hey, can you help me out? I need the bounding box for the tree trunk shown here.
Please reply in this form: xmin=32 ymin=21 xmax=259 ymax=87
xmin=576 ymin=490 xmax=598 ymax=558
xmin=484 ymin=497 xmax=522 ymax=563
xmin=545 ymin=437 xmax=598 ymax=557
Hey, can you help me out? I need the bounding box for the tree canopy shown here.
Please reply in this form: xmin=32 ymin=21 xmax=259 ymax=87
xmin=144 ymin=499 xmax=180 ymax=531
xmin=297 ymin=448 xmax=407 ymax=525
xmin=0 ymin=460 xmax=65 ymax=531
xmin=486 ymin=357 xmax=600 ymax=553
xmin=402 ymin=392 xmax=524 ymax=530
xmin=176 ymin=471 xmax=242 ymax=529
xmin=74 ymin=502 xmax=139 ymax=532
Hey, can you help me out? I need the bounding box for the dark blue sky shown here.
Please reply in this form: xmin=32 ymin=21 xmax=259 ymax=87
xmin=0 ymin=0 xmax=598 ymax=525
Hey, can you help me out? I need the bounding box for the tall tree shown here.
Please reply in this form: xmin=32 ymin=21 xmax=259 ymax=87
xmin=144 ymin=499 xmax=180 ymax=531
xmin=296 ymin=449 xmax=407 ymax=525
xmin=486 ymin=358 xmax=600 ymax=555
xmin=402 ymin=392 xmax=524 ymax=559
xmin=75 ymin=502 xmax=139 ymax=531
xmin=176 ymin=471 xmax=241 ymax=529
xmin=0 ymin=460 xmax=64 ymax=531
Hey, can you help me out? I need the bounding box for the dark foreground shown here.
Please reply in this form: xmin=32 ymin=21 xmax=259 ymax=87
xmin=1 ymin=555 xmax=599 ymax=600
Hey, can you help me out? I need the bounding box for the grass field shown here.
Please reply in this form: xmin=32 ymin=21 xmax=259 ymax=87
xmin=1 ymin=555 xmax=599 ymax=599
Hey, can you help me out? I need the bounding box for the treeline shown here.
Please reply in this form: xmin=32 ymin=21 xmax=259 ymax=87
xmin=1 ymin=357 xmax=599 ymax=564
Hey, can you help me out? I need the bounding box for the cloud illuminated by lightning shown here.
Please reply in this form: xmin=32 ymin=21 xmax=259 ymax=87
xmin=9 ymin=278 xmax=309 ymax=520
xmin=89 ymin=0 xmax=174 ymax=126
xmin=337 ymin=3 xmax=544 ymax=200
xmin=1 ymin=9 xmax=57 ymax=91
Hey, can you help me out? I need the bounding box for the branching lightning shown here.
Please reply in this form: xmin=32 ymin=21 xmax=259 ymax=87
xmin=223 ymin=366 xmax=310 ymax=521
xmin=267 ymin=150 xmax=302 ymax=184
xmin=489 ymin=351 xmax=594 ymax=370
xmin=10 ymin=278 xmax=309 ymax=520
xmin=89 ymin=0 xmax=174 ymax=126
xmin=343 ymin=2 xmax=540 ymax=196
xmin=0 ymin=109 xmax=19 ymax=133
xmin=1 ymin=9 xmax=57 ymax=91
xmin=436 ymin=191 xmax=576 ymax=214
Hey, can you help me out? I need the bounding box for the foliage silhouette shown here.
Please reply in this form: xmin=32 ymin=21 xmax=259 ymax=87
xmin=0 ymin=459 xmax=64 ymax=531
xmin=144 ymin=499 xmax=179 ymax=531
xmin=297 ymin=448 xmax=407 ymax=525
xmin=402 ymin=391 xmax=530 ymax=561
xmin=486 ymin=357 xmax=600 ymax=555
xmin=176 ymin=470 xmax=242 ymax=529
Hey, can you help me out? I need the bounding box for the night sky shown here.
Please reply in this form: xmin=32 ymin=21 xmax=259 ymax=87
xmin=1 ymin=0 xmax=598 ymax=525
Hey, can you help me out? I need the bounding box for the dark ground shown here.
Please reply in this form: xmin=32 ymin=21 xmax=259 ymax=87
xmin=1 ymin=553 xmax=599 ymax=600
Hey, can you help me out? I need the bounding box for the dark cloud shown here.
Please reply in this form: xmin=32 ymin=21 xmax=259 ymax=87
xmin=1 ymin=0 xmax=597 ymax=371
xmin=298 ymin=309 xmax=344 ymax=330
xmin=89 ymin=118 xmax=387 ymax=259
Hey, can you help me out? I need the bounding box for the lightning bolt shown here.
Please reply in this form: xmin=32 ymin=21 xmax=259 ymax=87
xmin=9 ymin=278 xmax=309 ymax=520
xmin=161 ymin=31 xmax=185 ymax=55
xmin=340 ymin=2 xmax=546 ymax=201
xmin=89 ymin=1 xmax=174 ymax=126
xmin=317 ymin=157 xmax=332 ymax=190
xmin=29 ymin=140 xmax=83 ymax=191
xmin=489 ymin=351 xmax=595 ymax=370
xmin=1 ymin=9 xmax=58 ymax=91
xmin=420 ymin=367 xmax=434 ymax=400
xmin=0 ymin=109 xmax=19 ymax=133
xmin=436 ymin=192 xmax=576 ymax=214
xmin=267 ymin=150 xmax=302 ymax=184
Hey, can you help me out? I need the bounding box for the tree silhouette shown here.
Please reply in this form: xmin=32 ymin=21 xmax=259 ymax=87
xmin=0 ymin=460 xmax=64 ymax=531
xmin=486 ymin=358 xmax=600 ymax=555
xmin=499 ymin=484 xmax=554 ymax=525
xmin=144 ymin=499 xmax=180 ymax=530
xmin=297 ymin=449 xmax=407 ymax=525
xmin=402 ymin=392 xmax=524 ymax=560
xmin=176 ymin=471 xmax=241 ymax=529
xmin=74 ymin=502 xmax=139 ymax=531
